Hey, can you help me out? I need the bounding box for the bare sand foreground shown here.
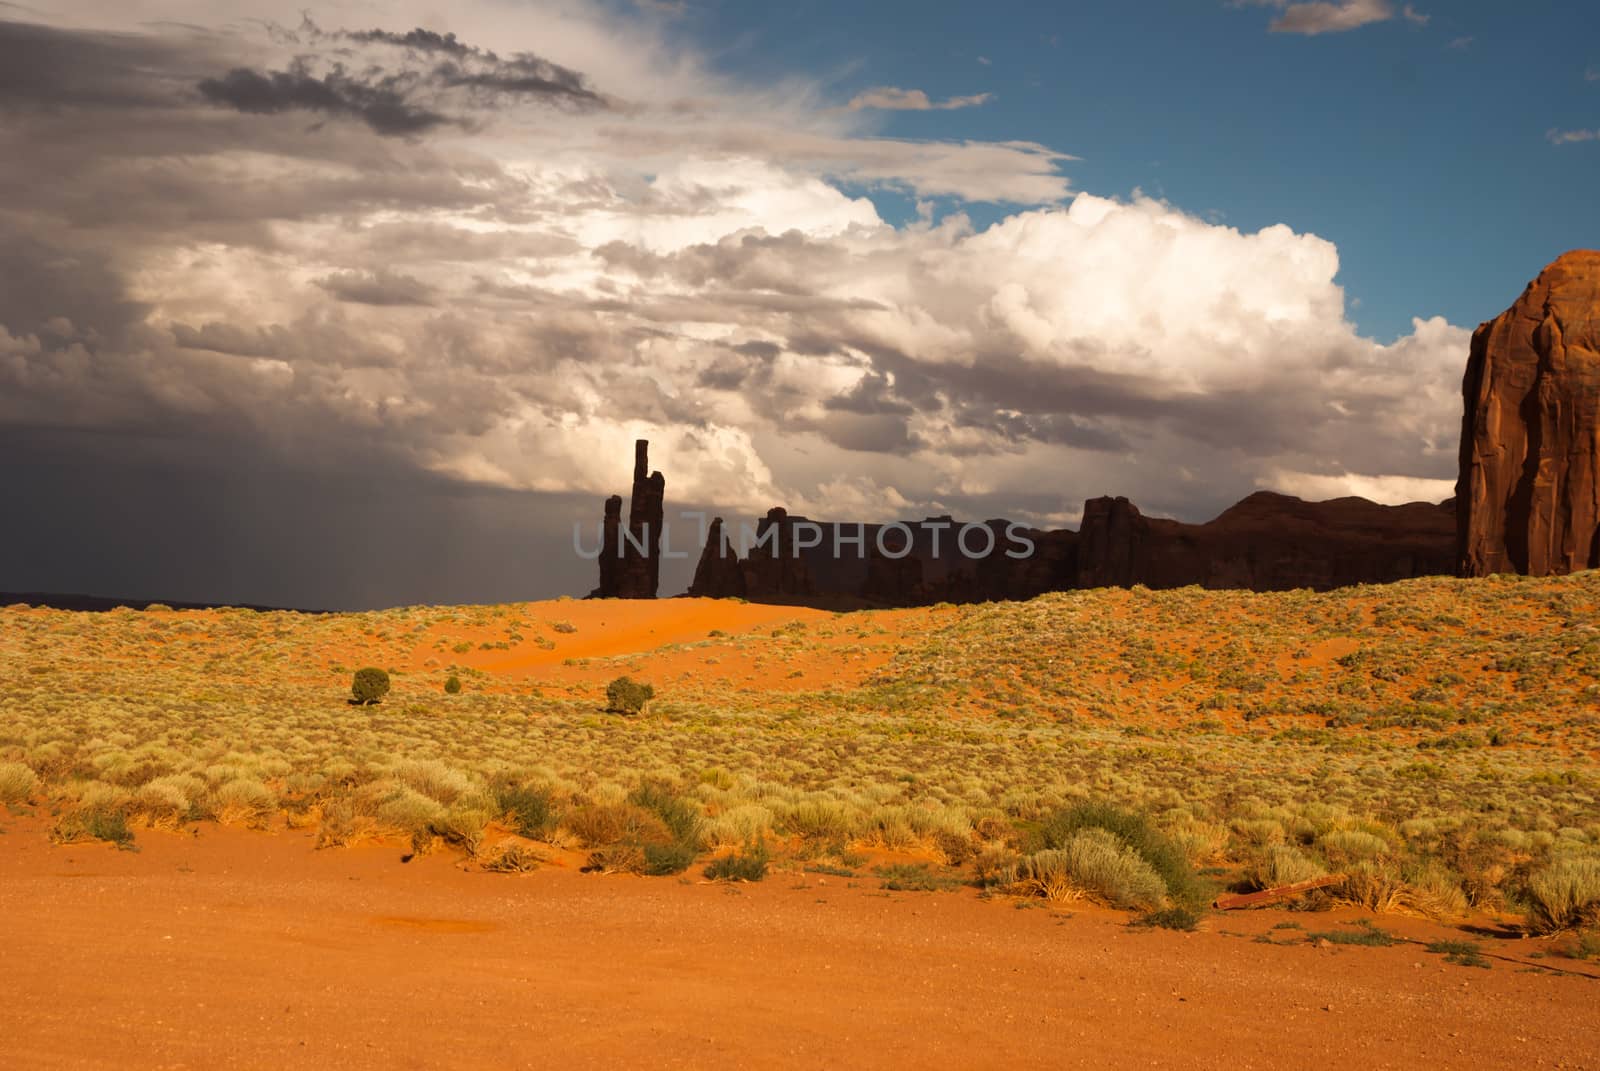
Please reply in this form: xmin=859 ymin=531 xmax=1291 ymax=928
xmin=1 ymin=822 xmax=1596 ymax=1070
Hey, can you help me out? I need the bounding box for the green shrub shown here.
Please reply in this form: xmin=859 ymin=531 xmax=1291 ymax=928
xmin=495 ymin=781 xmax=556 ymax=839
xmin=605 ymin=676 xmax=654 ymax=714
xmin=1526 ymin=856 xmax=1600 ymax=933
xmin=628 ymin=782 xmax=700 ymax=846
xmin=1035 ymin=801 xmax=1207 ymax=908
xmin=704 ymin=838 xmax=769 ymax=882
xmin=79 ymin=810 xmax=136 ymax=849
xmin=351 ymin=667 xmax=391 ymax=705
xmin=1003 ymin=829 xmax=1169 ymax=909
xmin=444 ymin=675 xmax=462 ymax=695
xmin=643 ymin=841 xmax=697 ymax=875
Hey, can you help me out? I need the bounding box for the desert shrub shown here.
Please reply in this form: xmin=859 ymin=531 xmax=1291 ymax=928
xmin=351 ymin=667 xmax=391 ymax=705
xmin=495 ymin=780 xmax=556 ymax=839
xmin=0 ymin=761 xmax=38 ymax=803
xmin=392 ymin=759 xmax=478 ymax=806
xmin=1526 ymin=856 xmax=1600 ymax=933
xmin=374 ymin=785 xmax=447 ymax=834
xmin=480 ymin=842 xmax=541 ymax=873
xmin=135 ymin=780 xmax=190 ymax=825
xmin=1002 ymin=830 xmax=1169 ymax=909
xmin=1249 ymin=845 xmax=1328 ymax=889
xmin=628 ymin=782 xmax=701 ymax=847
xmin=1337 ymin=859 xmax=1408 ymax=913
xmin=314 ymin=800 xmax=393 ymax=849
xmin=552 ymin=620 xmax=577 ymax=634
xmin=605 ymin=676 xmax=654 ymax=714
xmin=973 ymin=844 xmax=1023 ymax=886
xmin=934 ymin=828 xmax=975 ymax=865
xmin=52 ymin=784 xmax=136 ymax=849
xmin=862 ymin=809 xmax=918 ymax=850
xmin=444 ymin=675 xmax=462 ymax=695
xmin=428 ymin=806 xmax=493 ymax=855
xmin=642 ymin=841 xmax=697 ymax=875
xmin=562 ymin=802 xmax=671 ymax=850
xmin=1035 ymin=801 xmax=1206 ymax=908
xmin=701 ymin=804 xmax=775 ymax=848
xmin=572 ymin=785 xmax=703 ymax=874
xmin=53 ymin=809 xmax=136 ymax=850
xmin=784 ymin=798 xmax=857 ymax=841
xmin=1319 ymin=828 xmax=1392 ymax=865
xmin=704 ymin=838 xmax=769 ymax=882
xmin=212 ymin=778 xmax=277 ymax=828
xmin=1401 ymin=861 xmax=1469 ymax=920
xmin=1231 ymin=817 xmax=1286 ymax=848
xmin=135 ymin=774 xmax=209 ymax=825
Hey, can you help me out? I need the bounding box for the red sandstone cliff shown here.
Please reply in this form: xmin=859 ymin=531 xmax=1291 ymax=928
xmin=1458 ymin=250 xmax=1600 ymax=577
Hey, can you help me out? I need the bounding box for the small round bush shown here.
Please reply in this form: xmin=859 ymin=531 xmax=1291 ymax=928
xmin=605 ymin=675 xmax=655 ymax=715
xmin=351 ymin=667 xmax=391 ymax=705
xmin=444 ymin=674 xmax=462 ymax=695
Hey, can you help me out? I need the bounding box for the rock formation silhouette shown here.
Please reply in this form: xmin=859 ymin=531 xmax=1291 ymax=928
xmin=1458 ymin=250 xmax=1600 ymax=577
xmin=588 ymin=439 xmax=665 ymax=598
xmin=681 ymin=493 xmax=1454 ymax=605
xmin=688 ymin=516 xmax=745 ymax=599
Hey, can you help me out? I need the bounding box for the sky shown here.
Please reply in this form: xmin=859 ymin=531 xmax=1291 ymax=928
xmin=0 ymin=0 xmax=1595 ymax=607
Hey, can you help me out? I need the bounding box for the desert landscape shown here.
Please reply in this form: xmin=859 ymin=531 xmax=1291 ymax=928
xmin=4 ymin=2 xmax=1600 ymax=1067
xmin=4 ymin=571 xmax=1600 ymax=1066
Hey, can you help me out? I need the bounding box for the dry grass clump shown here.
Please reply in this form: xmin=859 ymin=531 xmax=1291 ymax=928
xmin=0 ymin=761 xmax=38 ymax=803
xmin=212 ymin=778 xmax=277 ymax=828
xmin=1001 ymin=829 xmax=1168 ymax=909
xmin=995 ymin=801 xmax=1207 ymax=913
xmin=1525 ymin=856 xmax=1600 ymax=934
xmin=1249 ymin=845 xmax=1328 ymax=889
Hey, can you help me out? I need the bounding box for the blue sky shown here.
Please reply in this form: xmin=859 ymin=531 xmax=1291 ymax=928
xmin=660 ymin=0 xmax=1598 ymax=341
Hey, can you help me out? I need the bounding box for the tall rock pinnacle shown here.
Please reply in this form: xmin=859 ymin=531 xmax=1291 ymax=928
xmin=589 ymin=439 xmax=665 ymax=598
xmin=1458 ymin=250 xmax=1600 ymax=577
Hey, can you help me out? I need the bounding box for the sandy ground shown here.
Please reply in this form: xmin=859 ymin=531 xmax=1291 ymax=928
xmin=1 ymin=823 xmax=1596 ymax=1070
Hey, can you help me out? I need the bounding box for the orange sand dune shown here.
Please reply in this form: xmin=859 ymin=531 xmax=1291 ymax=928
xmin=406 ymin=597 xmax=939 ymax=693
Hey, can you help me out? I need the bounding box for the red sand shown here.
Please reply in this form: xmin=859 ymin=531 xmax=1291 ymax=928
xmin=1 ymin=822 xmax=1596 ymax=1069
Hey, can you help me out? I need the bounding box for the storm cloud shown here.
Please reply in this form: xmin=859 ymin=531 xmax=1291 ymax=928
xmin=0 ymin=4 xmax=1468 ymax=605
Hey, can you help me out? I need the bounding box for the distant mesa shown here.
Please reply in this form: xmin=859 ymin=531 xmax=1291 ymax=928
xmin=1457 ymin=249 xmax=1600 ymax=577
xmin=585 ymin=441 xmax=1455 ymax=606
xmin=592 ymin=251 xmax=1600 ymax=605
xmin=685 ymin=492 xmax=1454 ymax=606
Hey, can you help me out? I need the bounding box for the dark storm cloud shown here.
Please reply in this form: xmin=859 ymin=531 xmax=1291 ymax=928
xmin=823 ymin=372 xmax=914 ymax=416
xmin=197 ymin=62 xmax=452 ymax=136
xmin=0 ymin=18 xmax=200 ymax=111
xmin=195 ymin=20 xmax=606 ymax=137
xmin=343 ymin=27 xmax=478 ymax=56
xmin=0 ymin=425 xmax=621 ymax=609
xmin=315 ymin=268 xmax=436 ymax=307
xmin=343 ymin=25 xmax=602 ymax=108
xmin=0 ymin=12 xmax=1463 ymax=608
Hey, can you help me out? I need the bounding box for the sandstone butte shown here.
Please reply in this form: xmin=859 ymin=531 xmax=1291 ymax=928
xmin=1458 ymin=249 xmax=1600 ymax=577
